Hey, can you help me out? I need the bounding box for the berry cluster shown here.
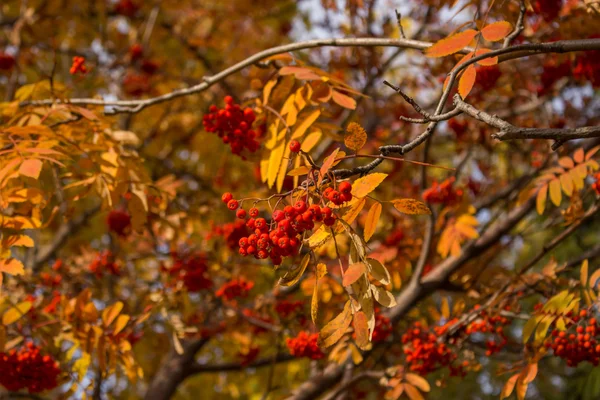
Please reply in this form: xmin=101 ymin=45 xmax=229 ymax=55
xmin=538 ymin=59 xmax=571 ymax=95
xmin=401 ymin=321 xmax=463 ymax=376
xmin=275 ymin=299 xmax=305 ymax=319
xmin=114 ymin=0 xmax=139 ymax=17
xmin=475 ymin=65 xmax=502 ymax=91
xmin=372 ymin=314 xmax=393 ymax=343
xmin=0 ymin=343 xmax=60 ymax=393
xmin=0 ymin=52 xmax=15 ymax=71
xmin=222 ymin=192 xmax=337 ymax=265
xmin=107 ymin=210 xmax=132 ymax=236
xmin=572 ymin=36 xmax=600 ymax=88
xmin=203 ymin=96 xmax=261 ymax=157
xmin=423 ymin=177 xmax=464 ymax=205
xmin=545 ymin=310 xmax=600 ymax=367
xmin=465 ymin=310 xmax=509 ymax=356
xmin=323 ymin=181 xmax=353 ymax=206
xmin=215 ymin=278 xmax=254 ymax=301
xmin=164 ymin=251 xmax=213 ymax=292
xmin=448 ymin=118 xmax=468 ymax=140
xmin=286 ymin=331 xmax=325 ymax=360
xmin=40 ymin=272 xmax=62 ymax=288
xmin=42 ymin=292 xmax=62 ymax=314
xmin=69 ymin=56 xmax=88 ymax=75
xmin=89 ymin=251 xmax=121 ymax=278
xmin=384 ymin=228 xmax=405 ymax=247
xmin=533 ymin=0 xmax=563 ymax=21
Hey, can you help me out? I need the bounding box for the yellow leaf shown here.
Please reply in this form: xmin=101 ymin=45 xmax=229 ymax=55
xmin=102 ymin=301 xmax=124 ymax=327
xmin=311 ymin=277 xmax=319 ymax=324
xmin=559 ymin=172 xmax=574 ymax=196
xmin=392 ymin=198 xmax=431 ymax=215
xmin=441 ymin=297 xmax=450 ymax=319
xmin=581 ymin=259 xmax=589 ymax=287
xmin=113 ymin=314 xmax=130 ymax=335
xmin=301 ymin=130 xmax=322 ymax=152
xmin=3 ymin=301 xmax=32 ymax=325
xmin=351 ymin=173 xmax=387 ymax=198
xmin=288 ymin=166 xmax=311 ymax=176
xmin=364 ymin=202 xmax=381 ymax=242
xmin=425 ymin=29 xmax=478 ymax=57
xmin=367 ymin=258 xmax=391 ymax=285
xmin=291 ymin=110 xmax=320 ymax=139
xmin=371 ymin=285 xmax=397 ymax=307
xmin=1 ymin=234 xmax=34 ymax=248
xmin=344 ymin=122 xmax=367 ymax=152
xmin=262 ymin=78 xmax=277 ymax=104
xmin=536 ymin=184 xmax=548 ymax=214
xmin=267 ymin=139 xmax=286 ymax=188
xmin=18 ymin=159 xmax=43 ymax=179
xmin=549 ymin=178 xmax=562 ymax=206
xmin=276 ymin=144 xmax=292 ymax=193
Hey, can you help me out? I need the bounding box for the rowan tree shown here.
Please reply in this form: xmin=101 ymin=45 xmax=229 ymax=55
xmin=1 ymin=0 xmax=600 ymax=399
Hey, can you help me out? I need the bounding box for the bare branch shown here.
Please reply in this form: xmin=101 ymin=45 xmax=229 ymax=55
xmin=503 ymin=0 xmax=526 ymax=48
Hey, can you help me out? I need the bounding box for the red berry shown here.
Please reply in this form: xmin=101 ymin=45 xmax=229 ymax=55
xmin=338 ymin=181 xmax=352 ymax=193
xmin=289 ymin=140 xmax=301 ymax=153
xmin=249 ymin=208 xmax=259 ymax=218
xmin=227 ymin=199 xmax=239 ymax=210
xmin=236 ymin=209 xmax=247 ymax=219
xmin=222 ymin=192 xmax=233 ymax=204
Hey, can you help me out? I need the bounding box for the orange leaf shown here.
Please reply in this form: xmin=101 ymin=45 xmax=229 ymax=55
xmin=18 ymin=159 xmax=43 ymax=179
xmin=102 ymin=301 xmax=124 ymax=327
xmin=318 ymin=148 xmax=340 ymax=186
xmin=558 ymin=156 xmax=574 ymax=169
xmin=500 ymin=374 xmax=519 ymax=399
xmin=405 ymin=373 xmax=431 ymax=392
xmin=458 ymin=65 xmax=477 ymax=99
xmin=574 ymin=147 xmax=585 ymax=163
xmin=352 ymin=311 xmax=369 ymax=349
xmin=425 ymin=29 xmax=478 ymax=58
xmin=364 ymin=202 xmax=382 ymax=242
xmin=343 ymin=262 xmax=366 ymax=287
xmin=474 ymin=49 xmax=498 ymax=66
xmin=404 ymin=383 xmax=425 ymax=400
xmin=481 ymin=21 xmax=513 ymax=42
xmin=0 ymin=258 xmax=25 ymax=276
xmin=332 ymin=90 xmax=357 ymax=109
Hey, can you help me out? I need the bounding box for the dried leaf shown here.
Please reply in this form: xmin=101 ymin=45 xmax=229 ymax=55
xmin=319 ymin=301 xmax=353 ymax=348
xmin=425 ymin=29 xmax=478 ymax=57
xmin=279 ymin=253 xmax=311 ymax=286
xmin=481 ymin=21 xmax=513 ymax=42
xmin=367 ymin=258 xmax=391 ymax=285
xmin=352 ymin=311 xmax=369 ymax=349
xmin=372 ymin=285 xmax=397 ymax=307
xmin=344 ymin=122 xmax=367 ymax=152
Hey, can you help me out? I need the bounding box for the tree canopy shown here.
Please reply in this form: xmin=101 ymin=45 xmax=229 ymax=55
xmin=1 ymin=0 xmax=600 ymax=399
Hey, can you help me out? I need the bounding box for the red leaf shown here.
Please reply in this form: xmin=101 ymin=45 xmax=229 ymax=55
xmin=425 ymin=29 xmax=478 ymax=58
xmin=458 ymin=65 xmax=477 ymax=99
xmin=481 ymin=21 xmax=512 ymax=42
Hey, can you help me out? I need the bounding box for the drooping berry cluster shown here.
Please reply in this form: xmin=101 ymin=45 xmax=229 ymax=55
xmin=40 ymin=271 xmax=62 ymax=288
xmin=286 ymin=331 xmax=325 ymax=360
xmin=538 ymin=58 xmax=571 ymax=95
xmin=164 ymin=251 xmax=213 ymax=292
xmin=0 ymin=343 xmax=61 ymax=393
xmin=448 ymin=118 xmax=468 ymax=140
xmin=465 ymin=309 xmax=509 ymax=356
xmin=533 ymin=0 xmax=563 ymax=21
xmin=572 ymin=36 xmax=600 ymax=88
xmin=275 ymin=299 xmax=305 ymax=319
xmin=222 ymin=193 xmax=337 ymax=265
xmin=545 ymin=310 xmax=600 ymax=367
xmin=401 ymin=321 xmax=464 ymax=376
xmin=384 ymin=228 xmax=405 ymax=247
xmin=216 ymin=278 xmax=254 ymax=301
xmin=69 ymin=56 xmax=88 ymax=75
xmin=423 ymin=177 xmax=464 ymax=205
xmin=88 ymin=251 xmax=121 ymax=278
xmin=475 ymin=65 xmax=502 ymax=91
xmin=203 ymin=96 xmax=261 ymax=157
xmin=107 ymin=210 xmax=132 ymax=236
xmin=322 ymin=181 xmax=353 ymax=206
